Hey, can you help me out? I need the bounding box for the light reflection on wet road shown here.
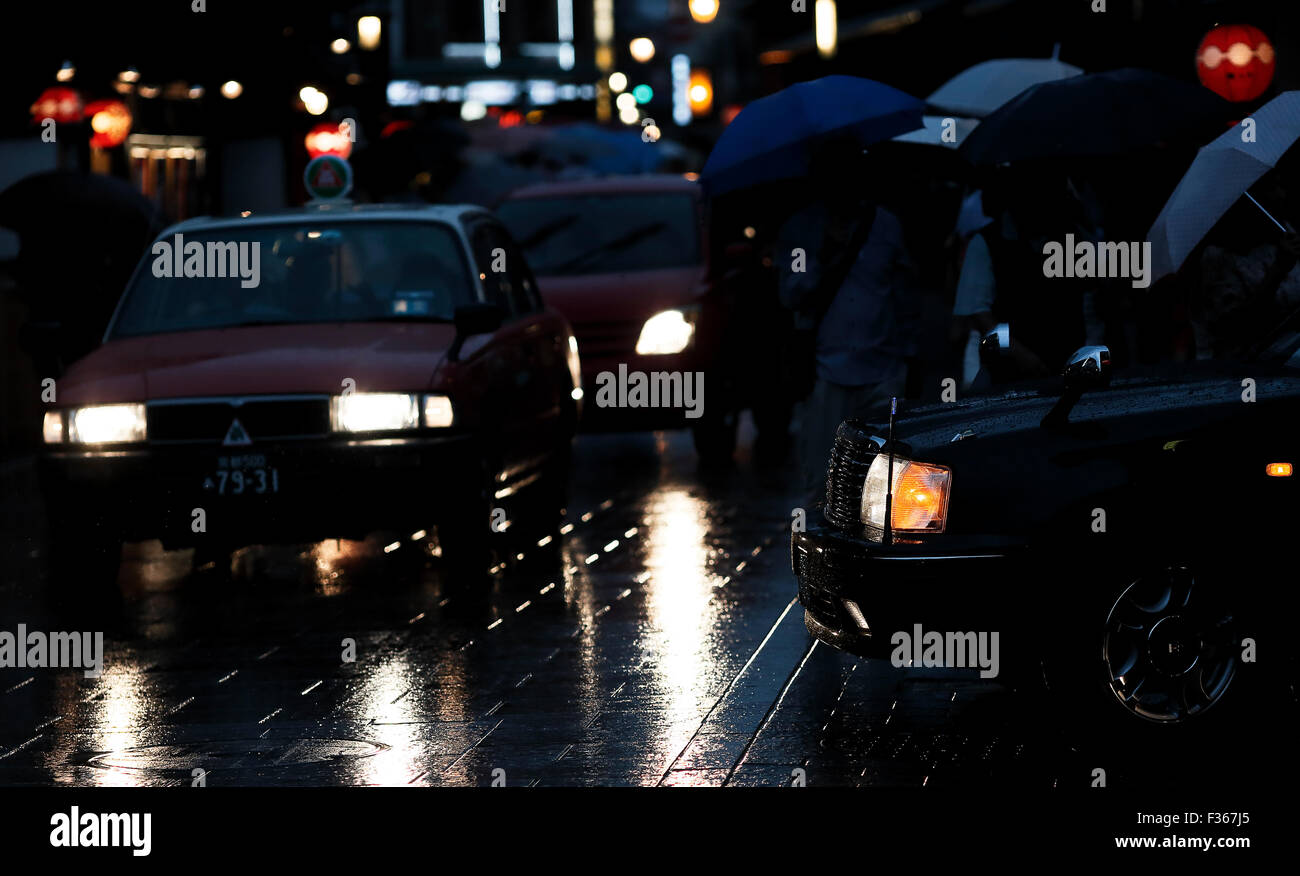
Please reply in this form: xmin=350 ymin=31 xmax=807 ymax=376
xmin=0 ymin=424 xmax=1245 ymax=788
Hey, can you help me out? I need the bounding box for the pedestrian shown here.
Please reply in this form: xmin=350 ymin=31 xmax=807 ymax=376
xmin=952 ymin=170 xmax=1087 ymax=387
xmin=775 ymin=137 xmax=918 ymax=499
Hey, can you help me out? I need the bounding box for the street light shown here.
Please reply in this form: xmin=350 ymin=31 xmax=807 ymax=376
xmin=220 ymin=80 xmax=243 ymax=99
xmin=300 ymin=86 xmax=329 ymax=115
xmin=689 ymin=0 xmax=719 ymax=24
xmin=689 ymin=70 xmax=713 ymax=115
xmin=608 ymin=72 xmax=628 ymax=93
xmin=331 ymin=38 xmax=351 ymax=54
xmin=815 ymin=0 xmax=837 ymax=58
xmin=629 ymin=38 xmax=656 ymax=63
xmin=357 ymin=15 xmax=382 ymax=51
xmin=56 ymin=61 xmax=75 ymax=82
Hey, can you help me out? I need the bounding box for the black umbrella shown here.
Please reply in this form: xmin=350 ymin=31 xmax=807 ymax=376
xmin=0 ymin=171 xmax=162 ymax=368
xmin=0 ymin=169 xmax=159 ymax=236
xmin=959 ymin=68 xmax=1234 ymax=166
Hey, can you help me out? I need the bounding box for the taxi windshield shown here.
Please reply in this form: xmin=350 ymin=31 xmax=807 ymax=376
xmin=110 ymin=221 xmax=475 ymax=338
xmin=496 ymin=193 xmax=700 ymax=276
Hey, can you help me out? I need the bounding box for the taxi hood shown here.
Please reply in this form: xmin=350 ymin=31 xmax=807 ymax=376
xmin=58 ymin=322 xmax=458 ymax=405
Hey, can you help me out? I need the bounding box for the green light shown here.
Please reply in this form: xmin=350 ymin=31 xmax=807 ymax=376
xmin=633 ymin=84 xmax=653 ymax=104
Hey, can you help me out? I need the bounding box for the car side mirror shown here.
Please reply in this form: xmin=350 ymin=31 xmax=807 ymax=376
xmin=978 ymin=322 xmax=1009 ymax=360
xmin=1062 ymin=344 xmax=1112 ymax=392
xmin=449 ymin=303 xmax=505 ymax=361
xmin=1041 ymin=344 xmax=1112 ymax=430
xmin=978 ymin=322 xmax=1012 ymax=383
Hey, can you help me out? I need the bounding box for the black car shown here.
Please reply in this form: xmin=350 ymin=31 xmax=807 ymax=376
xmin=793 ymin=329 xmax=1300 ymax=748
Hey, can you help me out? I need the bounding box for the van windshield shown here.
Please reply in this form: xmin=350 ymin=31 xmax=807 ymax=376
xmin=497 ymin=193 xmax=700 ymax=276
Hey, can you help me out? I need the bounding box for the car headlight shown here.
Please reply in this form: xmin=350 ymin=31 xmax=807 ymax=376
xmin=42 ymin=411 xmax=64 ymax=444
xmin=66 ymin=404 xmax=147 ymax=444
xmin=331 ymin=393 xmax=419 ymax=433
xmin=861 ymin=454 xmax=951 ymax=535
xmin=635 ymin=309 xmax=694 ymax=355
xmin=423 ymin=394 xmax=455 ymax=428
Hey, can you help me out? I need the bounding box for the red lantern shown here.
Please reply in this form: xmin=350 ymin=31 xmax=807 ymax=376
xmin=1196 ymin=24 xmax=1275 ymax=103
xmin=30 ymin=87 xmax=83 ymax=124
xmin=304 ymin=121 xmax=353 ymax=159
xmin=84 ymin=100 xmax=132 ymax=148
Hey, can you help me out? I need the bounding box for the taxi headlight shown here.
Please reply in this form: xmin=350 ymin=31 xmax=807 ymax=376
xmin=67 ymin=404 xmax=147 ymax=444
xmin=423 ymin=394 xmax=455 ymax=428
xmin=861 ymin=454 xmax=951 ymax=534
xmin=331 ymin=393 xmax=419 ymax=433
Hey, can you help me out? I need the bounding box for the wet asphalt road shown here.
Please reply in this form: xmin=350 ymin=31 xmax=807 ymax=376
xmin=0 ymin=422 xmax=1257 ymax=788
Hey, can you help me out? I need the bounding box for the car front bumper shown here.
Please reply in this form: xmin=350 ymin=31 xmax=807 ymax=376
xmin=39 ymin=433 xmax=481 ymax=548
xmin=792 ymin=516 xmax=1027 ymax=660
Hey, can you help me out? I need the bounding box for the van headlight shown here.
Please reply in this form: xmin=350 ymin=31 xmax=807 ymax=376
xmin=65 ymin=404 xmax=147 ymax=444
xmin=635 ymin=308 xmax=695 ymax=355
xmin=861 ymin=454 xmax=951 ymax=534
xmin=331 ymin=393 xmax=420 ymax=433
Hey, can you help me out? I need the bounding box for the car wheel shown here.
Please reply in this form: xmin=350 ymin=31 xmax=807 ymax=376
xmin=435 ymin=460 xmax=496 ymax=580
xmin=1040 ymin=562 xmax=1277 ymax=767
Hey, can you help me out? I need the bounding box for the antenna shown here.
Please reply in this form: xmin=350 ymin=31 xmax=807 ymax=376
xmin=883 ymin=397 xmax=897 ymax=546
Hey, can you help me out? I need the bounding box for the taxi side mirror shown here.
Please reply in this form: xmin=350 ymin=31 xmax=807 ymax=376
xmin=449 ymin=303 xmax=505 ymax=361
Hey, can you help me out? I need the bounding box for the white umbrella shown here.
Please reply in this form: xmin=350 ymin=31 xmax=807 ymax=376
xmin=1146 ymin=90 xmax=1300 ymax=284
xmin=891 ymin=114 xmax=980 ymax=149
xmin=928 ymin=57 xmax=1083 ymax=118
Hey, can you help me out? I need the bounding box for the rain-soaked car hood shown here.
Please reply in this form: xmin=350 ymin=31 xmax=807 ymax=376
xmin=881 ymin=360 xmax=1300 ymax=539
xmin=894 ymin=360 xmax=1300 ymax=460
xmin=59 ymin=322 xmax=458 ymax=405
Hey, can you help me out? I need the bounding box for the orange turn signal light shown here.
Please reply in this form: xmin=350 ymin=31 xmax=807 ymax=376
xmin=1266 ymin=462 xmax=1293 ymax=477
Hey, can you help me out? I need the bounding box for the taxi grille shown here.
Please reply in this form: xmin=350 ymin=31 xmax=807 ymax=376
xmin=147 ymin=396 xmax=331 ymax=444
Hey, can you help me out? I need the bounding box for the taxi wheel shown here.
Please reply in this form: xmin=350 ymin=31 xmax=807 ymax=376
xmin=435 ymin=461 xmax=496 ymax=580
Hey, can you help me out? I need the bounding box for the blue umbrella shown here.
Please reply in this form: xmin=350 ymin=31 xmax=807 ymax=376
xmin=701 ymin=75 xmax=924 ymax=197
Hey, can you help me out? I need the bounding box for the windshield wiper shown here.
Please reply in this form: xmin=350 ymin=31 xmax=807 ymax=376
xmin=363 ymin=314 xmax=455 ymax=323
xmin=549 ymin=222 xmax=668 ymax=274
xmin=517 ymin=214 xmax=581 ymax=249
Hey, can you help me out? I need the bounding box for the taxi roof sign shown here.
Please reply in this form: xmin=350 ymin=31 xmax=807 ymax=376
xmin=304 ymin=154 xmax=353 ymax=201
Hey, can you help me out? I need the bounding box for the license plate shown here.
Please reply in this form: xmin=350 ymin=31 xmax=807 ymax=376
xmin=203 ymin=454 xmax=280 ymax=496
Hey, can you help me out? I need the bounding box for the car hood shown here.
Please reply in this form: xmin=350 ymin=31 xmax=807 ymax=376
xmin=896 ymin=362 xmax=1300 ymax=458
xmin=533 ymin=266 xmax=707 ymax=324
xmin=59 ymin=322 xmax=457 ymax=404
